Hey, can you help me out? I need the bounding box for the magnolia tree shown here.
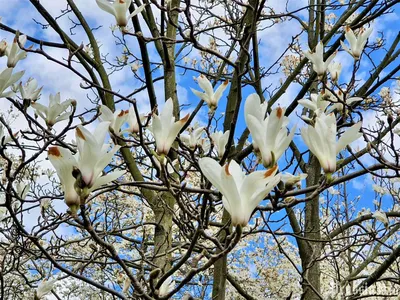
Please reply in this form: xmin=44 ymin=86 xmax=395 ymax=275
xmin=0 ymin=0 xmax=400 ymax=299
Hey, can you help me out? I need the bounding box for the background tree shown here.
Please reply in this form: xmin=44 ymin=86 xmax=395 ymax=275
xmin=0 ymin=0 xmax=400 ymax=299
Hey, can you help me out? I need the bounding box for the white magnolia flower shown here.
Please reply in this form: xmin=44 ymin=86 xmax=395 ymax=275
xmin=328 ymin=61 xmax=342 ymax=83
xmin=31 ymin=93 xmax=75 ymax=127
xmin=191 ymin=75 xmax=229 ymax=110
xmin=75 ymin=122 xmax=124 ymax=188
xmin=328 ymin=186 xmax=340 ymax=195
xmin=372 ymin=210 xmax=389 ymax=226
xmin=5 ymin=35 xmax=27 ymax=67
xmin=159 ymin=276 xmax=175 ymax=297
xmin=301 ymin=111 xmax=362 ymax=174
xmin=99 ymin=105 xmax=129 ymax=136
xmin=298 ymin=93 xmax=330 ymax=112
xmin=150 ymin=98 xmax=189 ymax=155
xmin=181 ymin=126 xmax=204 ymax=150
xmin=245 ymin=94 xmax=295 ymax=167
xmin=19 ymin=78 xmax=42 ymax=101
xmin=96 ymin=0 xmax=146 ymax=27
xmin=281 ymin=173 xmax=308 ymax=189
xmin=40 ymin=198 xmax=52 ymax=210
xmin=341 ymin=26 xmax=373 ymax=60
xmin=327 ymin=90 xmax=363 ymax=112
xmin=15 ymin=181 xmax=29 ymax=200
xmin=304 ymin=41 xmax=336 ymax=79
xmin=123 ymin=277 xmax=131 ymax=294
xmin=244 ymin=94 xmax=268 ymax=151
xmin=210 ymin=130 xmax=230 ymax=159
xmin=127 ymin=106 xmax=145 ymax=134
xmin=130 ymin=62 xmax=142 ymax=72
xmin=372 ymin=184 xmax=387 ymax=195
xmin=36 ymin=279 xmax=57 ymax=299
xmin=199 ymin=157 xmax=281 ymax=226
xmin=0 ymin=67 xmax=24 ymax=98
xmin=198 ymin=137 xmax=211 ymax=153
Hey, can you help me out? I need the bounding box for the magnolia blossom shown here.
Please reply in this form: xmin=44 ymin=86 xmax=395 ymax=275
xmin=281 ymin=173 xmax=307 ymax=189
xmin=298 ymin=93 xmax=329 ymax=112
xmin=123 ymin=277 xmax=131 ymax=294
xmin=191 ymin=75 xmax=229 ymax=110
xmin=372 ymin=184 xmax=387 ymax=195
xmin=36 ymin=279 xmax=57 ymax=299
xmin=304 ymin=41 xmax=336 ymax=79
xmin=75 ymin=122 xmax=124 ymax=188
xmin=328 ymin=186 xmax=340 ymax=195
xmin=127 ymin=106 xmax=145 ymax=134
xmin=199 ymin=157 xmax=281 ymax=226
xmin=15 ymin=181 xmax=29 ymax=200
xmin=159 ymin=276 xmax=175 ymax=297
xmin=31 ymin=93 xmax=75 ymax=127
xmin=0 ymin=67 xmax=24 ymax=98
xmin=372 ymin=210 xmax=389 ymax=226
xmin=210 ymin=130 xmax=230 ymax=159
xmin=328 ymin=61 xmax=342 ymax=82
xmin=245 ymin=95 xmax=295 ymax=167
xmin=99 ymin=105 xmax=129 ymax=136
xmin=96 ymin=0 xmax=146 ymax=27
xmin=181 ymin=126 xmax=204 ymax=149
xmin=150 ymin=98 xmax=189 ymax=155
xmin=327 ymin=90 xmax=363 ymax=112
xmin=301 ymin=111 xmax=362 ymax=174
xmin=341 ymin=26 xmax=373 ymax=60
xmin=5 ymin=35 xmax=27 ymax=67
xmin=19 ymin=78 xmax=42 ymax=101
xmin=244 ymin=94 xmax=268 ymax=151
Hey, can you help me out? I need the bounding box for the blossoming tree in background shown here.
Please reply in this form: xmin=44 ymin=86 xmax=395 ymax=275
xmin=0 ymin=0 xmax=400 ymax=299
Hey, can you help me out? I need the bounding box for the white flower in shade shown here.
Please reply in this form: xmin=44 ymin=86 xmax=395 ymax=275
xmin=199 ymin=157 xmax=281 ymax=226
xmin=31 ymin=93 xmax=75 ymax=127
xmin=75 ymin=122 xmax=124 ymax=188
xmin=36 ymin=279 xmax=57 ymax=299
xmin=303 ymin=41 xmax=336 ymax=79
xmin=210 ymin=130 xmax=230 ymax=159
xmin=372 ymin=184 xmax=387 ymax=195
xmin=328 ymin=61 xmax=342 ymax=83
xmin=19 ymin=78 xmax=42 ymax=101
xmin=126 ymin=106 xmax=145 ymax=134
xmin=198 ymin=137 xmax=211 ymax=153
xmin=15 ymin=181 xmax=29 ymax=200
xmin=130 ymin=62 xmax=142 ymax=72
xmin=281 ymin=173 xmax=308 ymax=189
xmin=301 ymin=111 xmax=362 ymax=174
xmin=181 ymin=126 xmax=204 ymax=150
xmin=327 ymin=90 xmax=363 ymax=112
xmin=341 ymin=26 xmax=373 ymax=60
xmin=159 ymin=276 xmax=175 ymax=297
xmin=150 ymin=98 xmax=189 ymax=155
xmin=0 ymin=40 xmax=7 ymax=57
xmin=298 ymin=93 xmax=329 ymax=112
xmin=191 ymin=75 xmax=229 ymax=110
xmin=123 ymin=277 xmax=131 ymax=294
xmin=5 ymin=35 xmax=27 ymax=67
xmin=372 ymin=210 xmax=389 ymax=227
xmin=99 ymin=105 xmax=129 ymax=136
xmin=0 ymin=67 xmax=24 ymax=98
xmin=96 ymin=0 xmax=146 ymax=27
xmin=245 ymin=95 xmax=295 ymax=167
